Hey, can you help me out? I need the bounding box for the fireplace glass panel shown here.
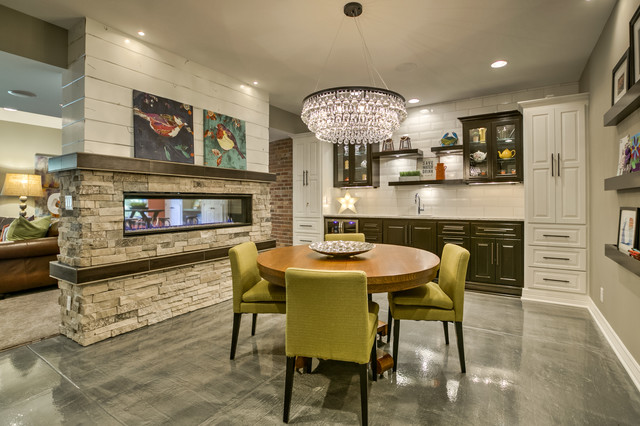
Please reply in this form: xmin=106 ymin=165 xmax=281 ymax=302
xmin=123 ymin=193 xmax=251 ymax=235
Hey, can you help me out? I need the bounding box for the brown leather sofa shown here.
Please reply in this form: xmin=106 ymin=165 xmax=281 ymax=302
xmin=0 ymin=218 xmax=59 ymax=297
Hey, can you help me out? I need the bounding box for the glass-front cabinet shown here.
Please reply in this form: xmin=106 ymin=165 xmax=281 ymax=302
xmin=460 ymin=111 xmax=522 ymax=183
xmin=334 ymin=143 xmax=379 ymax=187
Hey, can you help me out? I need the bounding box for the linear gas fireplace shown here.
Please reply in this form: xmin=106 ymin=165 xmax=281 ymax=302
xmin=123 ymin=192 xmax=252 ymax=235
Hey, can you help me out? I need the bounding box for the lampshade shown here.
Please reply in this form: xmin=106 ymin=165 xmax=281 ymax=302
xmin=1 ymin=174 xmax=43 ymax=197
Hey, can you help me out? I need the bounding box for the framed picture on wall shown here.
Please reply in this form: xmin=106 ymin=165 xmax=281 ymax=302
xmin=617 ymin=207 xmax=639 ymax=254
xmin=630 ymin=5 xmax=640 ymax=86
xmin=612 ymin=49 xmax=630 ymax=105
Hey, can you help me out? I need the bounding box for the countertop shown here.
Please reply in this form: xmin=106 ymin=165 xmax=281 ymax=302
xmin=323 ymin=214 xmax=524 ymax=221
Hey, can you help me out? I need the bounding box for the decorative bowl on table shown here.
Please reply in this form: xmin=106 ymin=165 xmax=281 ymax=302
xmin=309 ymin=241 xmax=375 ymax=257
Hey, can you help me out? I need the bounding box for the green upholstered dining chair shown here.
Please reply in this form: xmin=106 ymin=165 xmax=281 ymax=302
xmin=388 ymin=243 xmax=470 ymax=373
xmin=228 ymin=241 xmax=286 ymax=360
xmin=283 ymin=268 xmax=379 ymax=425
xmin=324 ymin=232 xmax=366 ymax=242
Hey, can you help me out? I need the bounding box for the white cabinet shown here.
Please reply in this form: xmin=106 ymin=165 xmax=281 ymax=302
xmin=293 ymin=134 xmax=323 ymax=244
xmin=519 ymin=93 xmax=589 ymax=298
xmin=523 ymin=99 xmax=586 ymax=224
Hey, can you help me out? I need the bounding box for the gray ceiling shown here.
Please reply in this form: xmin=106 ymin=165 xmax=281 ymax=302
xmin=0 ymin=0 xmax=617 ymax=120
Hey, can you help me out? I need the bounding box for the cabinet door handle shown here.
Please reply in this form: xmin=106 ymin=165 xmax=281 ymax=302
xmin=299 ymin=224 xmax=312 ymax=228
xmin=300 ymin=239 xmax=313 ymax=243
xmin=482 ymin=227 xmax=512 ymax=233
xmin=496 ymin=243 xmax=499 ymax=266
xmin=491 ymin=242 xmax=494 ymax=265
xmin=557 ymin=153 xmax=561 ymax=177
xmin=551 ymin=154 xmax=554 ymax=177
xmin=543 ymin=278 xmax=570 ymax=283
xmin=542 ymin=234 xmax=570 ymax=238
xmin=543 ymin=256 xmax=570 ymax=261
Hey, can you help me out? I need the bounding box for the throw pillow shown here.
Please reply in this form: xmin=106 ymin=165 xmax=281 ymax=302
xmin=0 ymin=224 xmax=9 ymax=241
xmin=6 ymin=216 xmax=51 ymax=241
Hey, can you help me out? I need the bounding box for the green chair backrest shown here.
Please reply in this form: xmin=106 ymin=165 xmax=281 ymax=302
xmin=324 ymin=233 xmax=366 ymax=242
xmin=229 ymin=241 xmax=261 ymax=313
xmin=437 ymin=243 xmax=470 ymax=322
xmin=285 ymin=268 xmax=371 ymax=364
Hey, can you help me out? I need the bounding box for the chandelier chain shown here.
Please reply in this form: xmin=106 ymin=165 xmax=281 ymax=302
xmin=354 ymin=17 xmax=389 ymax=90
xmin=313 ymin=16 xmax=347 ymax=92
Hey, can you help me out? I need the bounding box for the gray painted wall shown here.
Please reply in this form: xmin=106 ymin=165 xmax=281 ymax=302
xmin=580 ymin=0 xmax=640 ymax=365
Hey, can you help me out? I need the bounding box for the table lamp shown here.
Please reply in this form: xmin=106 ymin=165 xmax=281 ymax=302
xmin=1 ymin=173 xmax=43 ymax=217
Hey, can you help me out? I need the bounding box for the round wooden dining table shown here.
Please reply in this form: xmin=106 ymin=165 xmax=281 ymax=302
xmin=257 ymin=243 xmax=440 ymax=293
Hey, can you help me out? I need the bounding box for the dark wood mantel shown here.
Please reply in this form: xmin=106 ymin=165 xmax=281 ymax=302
xmin=48 ymin=152 xmax=277 ymax=183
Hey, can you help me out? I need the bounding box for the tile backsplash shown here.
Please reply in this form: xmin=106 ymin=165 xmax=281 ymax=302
xmin=323 ymin=82 xmax=579 ymax=219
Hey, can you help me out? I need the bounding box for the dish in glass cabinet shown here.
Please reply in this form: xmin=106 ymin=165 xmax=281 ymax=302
xmin=309 ymin=241 xmax=375 ymax=257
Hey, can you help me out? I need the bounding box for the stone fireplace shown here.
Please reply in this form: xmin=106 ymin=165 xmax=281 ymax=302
xmin=49 ymin=153 xmax=275 ymax=346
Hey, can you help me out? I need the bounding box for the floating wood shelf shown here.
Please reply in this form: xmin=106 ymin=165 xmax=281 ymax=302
xmin=604 ymin=244 xmax=640 ymax=277
xmin=604 ymin=172 xmax=640 ymax=191
xmin=604 ymin=81 xmax=640 ymax=126
xmin=431 ymin=145 xmax=463 ymax=154
xmin=373 ymin=149 xmax=423 ymax=159
xmin=389 ymin=179 xmax=465 ymax=186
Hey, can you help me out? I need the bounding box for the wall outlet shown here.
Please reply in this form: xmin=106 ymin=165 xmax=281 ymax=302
xmin=64 ymin=195 xmax=73 ymax=210
xmin=600 ymin=287 xmax=604 ymax=303
xmin=66 ymin=295 xmax=71 ymax=311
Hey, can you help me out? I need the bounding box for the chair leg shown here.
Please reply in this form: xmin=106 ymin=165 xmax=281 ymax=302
xmin=230 ymin=313 xmax=242 ymax=360
xmin=387 ymin=310 xmax=392 ymax=344
xmin=392 ymin=318 xmax=400 ymax=372
xmin=442 ymin=321 xmax=449 ymax=345
xmin=284 ymin=356 xmax=295 ymax=423
xmin=359 ymin=363 xmax=368 ymax=426
xmin=370 ymin=341 xmax=377 ymax=381
xmin=454 ymin=321 xmax=466 ymax=373
xmin=251 ymin=313 xmax=258 ymax=336
xmin=305 ymin=357 xmax=312 ymax=374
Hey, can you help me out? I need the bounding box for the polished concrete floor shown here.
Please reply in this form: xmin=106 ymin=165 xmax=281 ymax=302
xmin=1 ymin=291 xmax=640 ymax=425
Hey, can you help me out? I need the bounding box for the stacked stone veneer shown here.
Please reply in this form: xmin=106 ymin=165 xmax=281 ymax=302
xmin=56 ymin=169 xmax=271 ymax=345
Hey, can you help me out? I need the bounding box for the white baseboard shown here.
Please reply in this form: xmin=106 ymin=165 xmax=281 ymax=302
xmin=521 ymin=287 xmax=590 ymax=308
xmin=587 ymin=298 xmax=640 ymax=393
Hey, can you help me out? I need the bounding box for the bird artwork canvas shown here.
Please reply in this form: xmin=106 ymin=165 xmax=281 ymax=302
xmin=203 ymin=110 xmax=247 ymax=170
xmin=133 ymin=90 xmax=194 ymax=164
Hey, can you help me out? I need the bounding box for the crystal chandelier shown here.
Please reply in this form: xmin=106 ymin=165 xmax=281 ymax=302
xmin=301 ymin=3 xmax=407 ymax=144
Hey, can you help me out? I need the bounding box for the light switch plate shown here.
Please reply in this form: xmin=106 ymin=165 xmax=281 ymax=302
xmin=65 ymin=195 xmax=72 ymax=210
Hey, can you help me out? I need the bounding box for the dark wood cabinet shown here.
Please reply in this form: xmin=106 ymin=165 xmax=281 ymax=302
xmin=383 ymin=219 xmax=407 ymax=246
xmin=334 ymin=143 xmax=379 ymax=187
xmin=359 ymin=218 xmax=383 ymax=243
xmin=460 ymin=111 xmax=523 ymax=183
xmin=408 ymin=220 xmax=437 ymax=252
xmin=468 ymin=221 xmax=523 ymax=295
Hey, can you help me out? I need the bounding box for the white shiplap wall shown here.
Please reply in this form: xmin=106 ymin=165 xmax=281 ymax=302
xmin=325 ymin=82 xmax=580 ymax=219
xmin=62 ymin=18 xmax=270 ymax=172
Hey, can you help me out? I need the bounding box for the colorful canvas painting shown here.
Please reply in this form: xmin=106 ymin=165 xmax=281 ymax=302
xmin=34 ymin=154 xmax=61 ymax=217
xmin=630 ymin=132 xmax=640 ymax=173
xmin=133 ymin=90 xmax=194 ymax=163
xmin=203 ymin=110 xmax=247 ymax=170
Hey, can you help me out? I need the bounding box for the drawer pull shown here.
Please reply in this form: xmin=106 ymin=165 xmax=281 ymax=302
xmin=482 ymin=228 xmax=512 ymax=233
xmin=444 ymin=237 xmax=464 ymax=242
xmin=543 ymin=256 xmax=570 ymax=261
xmin=542 ymin=234 xmax=570 ymax=238
xmin=300 ymin=239 xmax=313 ymax=243
xmin=299 ymin=224 xmax=313 ymax=228
xmin=443 ymin=226 xmax=464 ymax=230
xmin=542 ymin=278 xmax=570 ymax=283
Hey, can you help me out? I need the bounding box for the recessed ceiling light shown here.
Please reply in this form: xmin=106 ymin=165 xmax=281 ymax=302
xmin=253 ymin=81 xmax=258 ymax=85
xmin=8 ymin=90 xmax=36 ymax=98
xmin=420 ymin=108 xmax=432 ymax=114
xmin=125 ymin=39 xmax=131 ymax=44
xmin=240 ymin=84 xmax=245 ymax=88
xmin=137 ymin=31 xmax=145 ymax=36
xmin=408 ymin=98 xmax=419 ymax=104
xmin=3 ymin=107 xmax=18 ymax=112
xmin=491 ymin=60 xmax=508 ymax=68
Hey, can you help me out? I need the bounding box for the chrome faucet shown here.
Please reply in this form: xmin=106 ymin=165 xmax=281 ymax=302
xmin=415 ymin=193 xmax=424 ymax=215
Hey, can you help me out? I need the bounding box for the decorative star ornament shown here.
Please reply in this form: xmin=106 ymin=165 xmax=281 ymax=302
xmin=337 ymin=191 xmax=359 ymax=214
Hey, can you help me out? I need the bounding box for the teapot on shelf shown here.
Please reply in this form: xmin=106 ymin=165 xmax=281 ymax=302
xmin=471 ymin=150 xmax=487 ymax=162
xmin=498 ymin=149 xmax=516 ymax=159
